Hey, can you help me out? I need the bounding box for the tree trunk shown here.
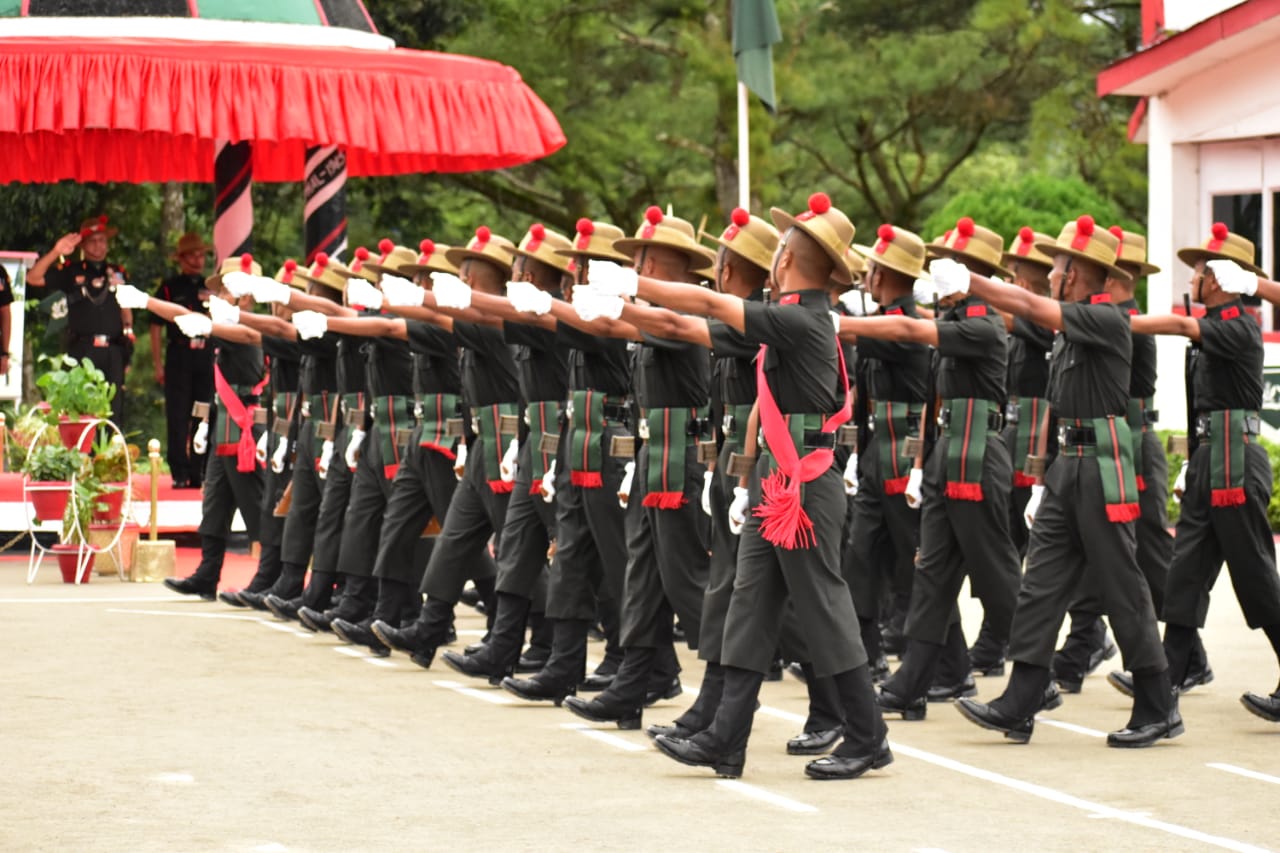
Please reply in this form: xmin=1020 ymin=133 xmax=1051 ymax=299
xmin=160 ymin=181 xmax=185 ymax=247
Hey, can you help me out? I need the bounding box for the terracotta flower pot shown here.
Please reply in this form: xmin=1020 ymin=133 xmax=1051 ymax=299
xmin=93 ymin=484 xmax=128 ymax=522
xmin=28 ymin=482 xmax=72 ymax=522
xmin=52 ymin=543 xmax=93 ymax=584
xmin=57 ymin=416 xmax=95 ymax=453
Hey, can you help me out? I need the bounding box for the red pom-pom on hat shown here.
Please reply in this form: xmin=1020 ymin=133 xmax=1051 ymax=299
xmin=355 ymin=246 xmax=370 ymax=260
xmin=1076 ymin=215 xmax=1095 ymax=236
xmin=645 ymin=206 xmax=664 ymax=225
xmin=530 ymin=223 xmax=546 ymax=241
xmin=1019 ymin=226 xmax=1033 ymax=243
xmin=378 ymin=238 xmax=394 ymax=254
xmin=284 ymin=259 xmax=297 ymax=272
xmin=731 ymin=207 xmax=750 ymax=227
xmin=1109 ymin=225 xmax=1124 ymax=239
xmin=808 ymin=192 xmax=832 ymax=215
xmin=475 ymin=226 xmax=491 ymax=243
xmin=315 ymin=252 xmax=329 ymax=268
xmin=576 ymin=218 xmax=594 ymax=236
xmin=239 ymin=253 xmax=253 ymax=272
xmin=956 ymin=216 xmax=975 ymax=237
xmin=98 ymin=215 xmax=109 ymax=226
xmin=419 ymin=239 xmax=435 ymax=256
xmin=877 ymin=224 xmax=895 ymax=242
xmin=1212 ymin=222 xmax=1229 ymax=240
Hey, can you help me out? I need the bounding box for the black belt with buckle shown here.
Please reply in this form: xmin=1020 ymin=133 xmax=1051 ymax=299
xmin=939 ymin=407 xmax=1003 ymax=432
xmin=803 ymin=429 xmax=836 ymax=449
xmin=602 ymin=401 xmax=631 ymax=422
xmin=685 ymin=417 xmax=712 ymax=439
xmin=1194 ymin=412 xmax=1261 ymax=439
xmin=1004 ymin=401 xmax=1020 ymax=425
xmin=1058 ymin=426 xmax=1097 ymax=448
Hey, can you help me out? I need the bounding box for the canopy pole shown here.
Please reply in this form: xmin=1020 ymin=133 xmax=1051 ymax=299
xmin=213 ymin=140 xmax=254 ymax=264
xmin=737 ymin=81 xmax=750 ymax=210
xmin=304 ymin=145 xmax=349 ymax=263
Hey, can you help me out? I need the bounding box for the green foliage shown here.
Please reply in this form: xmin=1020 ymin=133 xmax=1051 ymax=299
xmin=22 ymin=443 xmax=84 ymax=482
xmin=60 ymin=473 xmax=106 ymax=545
xmin=1162 ymin=432 xmax=1280 ymax=530
xmin=91 ymin=433 xmax=136 ymax=483
xmin=35 ymin=355 xmax=115 ymax=421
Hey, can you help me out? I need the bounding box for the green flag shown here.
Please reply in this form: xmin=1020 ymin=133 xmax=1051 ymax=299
xmin=733 ymin=0 xmax=782 ymax=114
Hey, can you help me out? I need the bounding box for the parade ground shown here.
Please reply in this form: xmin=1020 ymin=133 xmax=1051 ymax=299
xmin=1 ymin=552 xmax=1277 ymax=853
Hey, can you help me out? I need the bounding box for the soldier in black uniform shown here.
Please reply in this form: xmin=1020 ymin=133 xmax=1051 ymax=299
xmin=0 ymin=262 xmax=13 ymax=379
xmin=954 ymin=216 xmax=1180 ymax=748
xmin=836 ymin=219 xmax=1022 ymax=721
xmin=151 ymin=232 xmax=215 ymax=488
xmin=1127 ymin=228 xmax=1280 ymax=725
xmin=27 ymin=216 xmax=134 ymax=427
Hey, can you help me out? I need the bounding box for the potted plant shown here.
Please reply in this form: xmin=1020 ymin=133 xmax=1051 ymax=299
xmin=53 ymin=474 xmax=104 ymax=583
xmin=35 ymin=355 xmax=116 ymax=452
xmin=90 ymin=434 xmax=136 ymax=522
xmin=22 ymin=443 xmax=84 ymax=523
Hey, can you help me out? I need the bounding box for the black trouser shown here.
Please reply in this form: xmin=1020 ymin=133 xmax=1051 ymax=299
xmin=69 ymin=338 xmax=127 ymax=428
xmin=337 ymin=422 xmax=398 ymax=580
xmin=373 ymin=435 xmax=460 ymax=587
xmin=280 ymin=422 xmax=325 ymax=567
xmin=844 ymin=440 xmax=919 ymax=632
xmin=302 ymin=418 xmax=354 ymax=609
xmin=163 ymin=342 xmax=213 ymax=484
xmin=494 ymin=439 xmax=560 ymax=598
xmin=1006 ymin=456 xmax=1165 ymax=674
xmin=242 ymin=424 xmax=292 ymax=591
xmin=195 ymin=439 xmax=264 ymax=585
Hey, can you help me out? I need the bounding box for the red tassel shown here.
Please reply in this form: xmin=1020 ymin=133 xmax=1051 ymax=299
xmin=571 ymin=471 xmax=604 ymax=488
xmin=642 ymin=491 xmax=687 ymax=510
xmin=215 ymin=443 xmax=238 ymax=457
xmin=1211 ymin=487 xmax=1247 ymax=507
xmin=1012 ymin=471 xmax=1038 ymax=488
xmin=530 ymin=482 xmax=543 ymax=496
xmin=383 ymin=464 xmax=400 ymax=480
xmin=945 ymin=482 xmax=984 ymax=501
xmin=419 ymin=441 xmax=457 ymax=461
xmin=754 ymin=469 xmax=815 ymax=550
xmin=1135 ymin=475 xmax=1146 ymax=492
xmin=883 ymin=476 xmax=909 ymax=495
xmin=1105 ymin=502 xmax=1141 ymax=523
xmin=487 ymin=480 xmax=515 ymax=494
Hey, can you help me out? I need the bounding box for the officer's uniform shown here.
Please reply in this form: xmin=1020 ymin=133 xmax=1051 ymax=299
xmin=44 ymin=257 xmax=131 ymax=426
xmin=154 ymin=273 xmax=215 ymax=485
xmin=0 ymin=266 xmax=15 ymax=361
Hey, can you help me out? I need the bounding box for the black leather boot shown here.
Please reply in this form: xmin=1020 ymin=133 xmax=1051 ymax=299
xmin=956 ymin=662 xmax=1047 ymax=743
xmin=442 ymin=592 xmax=531 ymax=684
xmin=810 ymin=663 xmax=892 ymax=778
xmin=655 ymin=666 xmax=761 ymax=778
xmin=650 ymin=662 xmax=725 ymax=740
xmin=563 ymin=646 xmax=655 ymax=729
xmin=518 ymin=608 xmax=554 ymax=672
xmin=473 ymin=575 xmax=498 ymax=631
xmin=928 ymin=622 xmax=976 ymax=700
xmin=969 ymin=616 xmax=1007 ymax=676
xmin=1053 ymin=613 xmax=1116 ymax=693
xmin=881 ymin=639 xmax=942 ymax=717
xmin=1108 ymin=668 xmax=1182 ymax=748
xmin=501 ymin=618 xmax=587 ymax=705
xmin=788 ymin=663 xmax=844 ymax=754
xmin=370 ymin=596 xmax=454 ymax=668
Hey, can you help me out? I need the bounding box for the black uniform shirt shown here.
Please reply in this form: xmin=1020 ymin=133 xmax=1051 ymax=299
xmin=742 ymin=288 xmax=839 ymax=414
xmin=505 ymin=319 xmax=568 ymax=403
xmin=633 ymin=330 xmax=710 ymax=410
xmin=453 ymin=320 xmax=519 ymax=407
xmin=298 ymin=333 xmax=339 ymax=395
xmin=710 ymin=288 xmax=765 ymax=408
xmin=155 ymin=274 xmax=209 ymax=347
xmin=215 ymin=338 xmax=265 ymax=390
xmin=1047 ymin=297 xmax=1131 ymax=420
xmin=1007 ymin=316 xmax=1053 ymax=399
xmin=1117 ymin=298 xmax=1157 ymax=398
xmin=1194 ymin=299 xmax=1263 ymax=410
xmin=262 ymin=336 xmax=302 ymax=396
xmin=557 ymin=322 xmax=631 ymax=395
xmin=935 ymin=297 xmax=1007 ymax=404
xmin=0 ymin=265 xmax=14 ymax=310
xmin=856 ymin=292 xmax=930 ymax=404
xmin=406 ymin=320 xmax=461 ymax=395
xmin=44 ymin=258 xmax=126 ymax=338
xmin=335 ymin=333 xmax=368 ymax=395
xmin=366 ymin=331 xmax=416 ymax=398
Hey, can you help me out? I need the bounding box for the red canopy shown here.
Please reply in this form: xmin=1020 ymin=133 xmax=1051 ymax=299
xmin=0 ymin=37 xmax=566 ymax=183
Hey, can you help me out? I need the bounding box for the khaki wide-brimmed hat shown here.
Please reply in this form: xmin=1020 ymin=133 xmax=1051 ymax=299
xmin=445 ymin=226 xmax=516 ymax=274
xmin=1002 ymin=226 xmax=1056 ymax=271
xmin=293 ymin=252 xmax=353 ymax=293
xmin=706 ymin=207 xmax=779 ymax=273
xmin=555 ymin=219 xmax=631 ymax=264
xmin=844 ymin=246 xmax=867 ymax=282
xmin=614 ymin=207 xmax=717 ymax=274
xmin=854 ymin=223 xmax=929 ymax=281
xmin=275 ymin=259 xmax=305 ymax=289
xmin=770 ymin=193 xmax=856 ymax=285
xmin=206 ymin=253 xmax=263 ymax=290
xmin=928 ymin=217 xmax=1011 ymax=278
xmin=512 ymin=223 xmax=573 ymax=273
xmin=398 ymin=239 xmax=459 ymax=277
xmin=361 ymin=239 xmax=421 ymax=278
xmin=1034 ymin=215 xmax=1131 ymax=282
xmin=1108 ymin=226 xmax=1160 ymax=278
xmin=338 ymin=247 xmax=380 ymax=283
xmin=1176 ymin=222 xmax=1264 ymax=276
xmin=79 ymin=215 xmax=118 ymax=240
xmin=173 ymin=231 xmax=212 ymax=258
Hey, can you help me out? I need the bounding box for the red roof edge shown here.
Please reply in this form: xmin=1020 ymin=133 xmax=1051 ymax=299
xmin=1098 ymin=0 xmax=1280 ymax=97
xmin=1127 ymin=97 xmax=1148 ymax=142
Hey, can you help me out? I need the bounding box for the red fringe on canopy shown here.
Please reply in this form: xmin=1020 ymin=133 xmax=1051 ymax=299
xmin=0 ymin=38 xmax=566 ymax=182
xmin=1106 ymin=502 xmax=1142 ymax=522
xmin=945 ymin=482 xmax=984 ymax=501
xmin=642 ymin=492 xmax=687 ymax=510
xmin=487 ymin=480 xmax=515 ymax=494
xmin=419 ymin=442 xmax=456 ymax=461
xmin=571 ymin=471 xmax=603 ymax=489
xmin=1211 ymin=487 xmax=1247 ymax=507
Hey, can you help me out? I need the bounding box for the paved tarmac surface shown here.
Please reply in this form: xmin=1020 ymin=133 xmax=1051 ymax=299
xmin=3 ymin=559 xmax=1279 ymax=853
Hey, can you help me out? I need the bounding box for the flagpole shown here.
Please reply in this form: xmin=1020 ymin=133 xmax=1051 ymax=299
xmin=737 ymin=81 xmax=750 ymax=210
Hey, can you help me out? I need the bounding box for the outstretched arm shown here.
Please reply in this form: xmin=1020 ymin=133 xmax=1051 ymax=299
xmin=239 ymin=312 xmax=297 ymax=340
xmin=636 ymin=277 xmax=744 ymax=332
xmin=211 ymin=323 xmax=260 ymax=345
xmin=1130 ymin=313 xmax=1200 ymax=341
xmin=545 ymin=297 xmax=641 ymax=341
xmin=288 ymin=291 xmax=355 ymax=318
xmin=1254 ymin=277 xmax=1280 ymax=307
xmin=421 ymin=289 xmax=501 ymax=328
xmin=836 ymin=315 xmax=937 ymax=346
xmin=383 ymin=303 xmax=455 ymax=332
xmin=323 ymin=316 xmax=408 ymax=340
xmin=968 ymin=274 xmax=1063 ymax=331
xmin=465 ymin=290 xmax=557 ymax=331
xmin=619 ymin=301 xmax=712 ymax=348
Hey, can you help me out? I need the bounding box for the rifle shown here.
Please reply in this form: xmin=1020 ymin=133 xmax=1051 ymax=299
xmin=1181 ymin=293 xmax=1200 ymax=458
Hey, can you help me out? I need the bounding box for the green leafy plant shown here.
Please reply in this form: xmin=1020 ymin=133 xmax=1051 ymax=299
xmin=21 ymin=443 xmax=84 ymax=482
xmin=5 ymin=405 xmax=56 ymax=471
xmin=35 ymin=355 xmax=115 ymax=422
xmin=91 ymin=434 xmax=136 ymax=483
xmin=61 ymin=473 xmax=107 ymax=545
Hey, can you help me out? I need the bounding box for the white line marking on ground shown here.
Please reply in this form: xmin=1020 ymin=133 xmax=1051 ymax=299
xmin=716 ymin=779 xmax=818 ymax=813
xmin=364 ymin=658 xmax=397 ymax=669
xmin=252 ymin=844 xmax=289 ymax=853
xmin=106 ymin=608 xmax=261 ymax=621
xmin=1 ymin=596 xmax=189 ymax=604
xmin=151 ymin=772 xmax=194 ymax=784
xmin=333 ymin=646 xmax=364 ymax=658
xmin=1208 ymin=763 xmax=1280 ymax=786
xmin=758 ymin=705 xmax=805 ymax=724
xmin=456 ymin=629 xmax=487 ymax=637
xmin=1035 ymin=716 xmax=1106 ymax=738
xmin=914 ymin=848 xmax=953 ymax=853
xmin=560 ymin=722 xmax=647 ymax=752
xmin=257 ymin=620 xmax=311 ymax=637
xmin=890 ymin=741 xmax=1270 ymax=853
xmin=433 ymin=679 xmax=515 ymax=705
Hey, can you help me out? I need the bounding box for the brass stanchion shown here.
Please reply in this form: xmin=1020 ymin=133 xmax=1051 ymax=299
xmin=130 ymin=438 xmax=175 ymax=581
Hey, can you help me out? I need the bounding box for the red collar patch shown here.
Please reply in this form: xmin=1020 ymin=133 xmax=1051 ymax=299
xmin=1220 ymin=305 xmax=1240 ymax=321
xmin=885 ymin=306 xmax=903 ymax=315
xmin=965 ymin=304 xmax=986 ymax=317
xmin=1089 ymin=293 xmax=1111 ymax=304
xmin=779 ymin=293 xmax=800 ymax=305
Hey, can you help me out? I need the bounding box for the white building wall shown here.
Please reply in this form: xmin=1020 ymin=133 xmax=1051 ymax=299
xmin=1163 ymin=0 xmax=1243 ymax=32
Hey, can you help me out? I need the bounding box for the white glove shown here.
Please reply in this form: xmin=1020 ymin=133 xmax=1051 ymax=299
xmin=913 ymin=276 xmax=936 ymax=306
xmin=381 ymin=274 xmax=427 ymax=307
xmin=1024 ymin=483 xmax=1045 ymax=529
xmin=318 ymin=439 xmax=335 ymax=480
xmin=346 ymin=277 xmax=384 ymax=311
xmin=432 ymin=273 xmax=473 ymax=310
xmin=904 ymin=467 xmax=924 ymax=508
xmin=291 ymin=310 xmax=329 ymax=340
xmin=1173 ymin=460 xmax=1189 ymax=503
xmin=255 ymin=431 xmax=269 ymax=464
xmin=208 ymin=297 xmax=240 ymax=326
xmin=843 ymin=453 xmax=860 ymax=496
xmin=507 ymin=280 xmax=553 ymax=315
xmin=572 ymin=284 xmax=625 ymax=322
xmin=344 ymin=428 xmax=366 ymax=471
xmin=271 ymin=435 xmax=289 ymax=473
xmin=618 ymin=460 xmax=636 ymax=508
xmin=837 ymin=290 xmax=878 ymax=317
xmin=929 ymin=257 xmax=971 ymax=299
xmin=700 ymin=469 xmax=714 ymax=516
xmin=540 ymin=460 xmax=558 ymax=504
xmin=175 ymin=313 xmax=213 ymax=338
xmin=453 ymin=442 xmax=468 ymax=480
xmin=221 ymin=271 xmax=255 ymax=299
xmin=1206 ymin=259 xmax=1258 ymax=296
xmin=250 ymin=276 xmax=292 ymax=305
xmin=587 ymin=260 xmax=639 ymax=298
xmin=191 ymin=421 xmax=209 ymax=455
xmin=114 ymin=283 xmax=150 ymax=310
xmin=728 ymin=486 xmax=750 ymax=536
xmin=499 ymin=438 xmax=519 ymax=482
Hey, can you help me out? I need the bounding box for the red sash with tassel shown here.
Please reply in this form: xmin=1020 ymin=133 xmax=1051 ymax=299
xmin=214 ymin=363 xmax=269 ymax=473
